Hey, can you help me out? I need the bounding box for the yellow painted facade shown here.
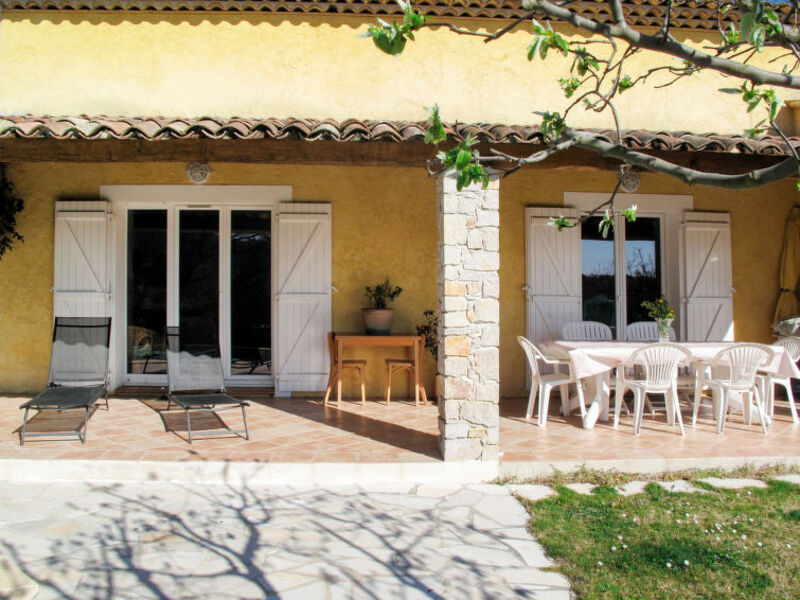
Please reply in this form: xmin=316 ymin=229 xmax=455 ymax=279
xmin=0 ymin=12 xmax=798 ymax=133
xmin=0 ymin=162 xmax=795 ymax=398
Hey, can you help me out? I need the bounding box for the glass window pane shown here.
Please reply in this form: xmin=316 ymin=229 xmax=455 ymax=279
xmin=230 ymin=210 xmax=271 ymax=375
xmin=625 ymin=217 xmax=662 ymax=324
xmin=127 ymin=210 xmax=167 ymax=374
xmin=179 ymin=210 xmax=220 ymax=351
xmin=581 ymin=217 xmax=616 ymax=333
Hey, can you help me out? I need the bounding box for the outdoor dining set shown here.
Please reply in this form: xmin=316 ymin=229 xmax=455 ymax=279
xmin=518 ymin=320 xmax=800 ymax=436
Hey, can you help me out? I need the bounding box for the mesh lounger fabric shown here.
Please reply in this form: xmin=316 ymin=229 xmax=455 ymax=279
xmin=19 ymin=317 xmax=111 ymax=445
xmin=164 ymin=326 xmax=249 ymax=443
xmin=168 ymin=392 xmax=244 ymax=408
xmin=20 ymin=386 xmax=107 ymax=410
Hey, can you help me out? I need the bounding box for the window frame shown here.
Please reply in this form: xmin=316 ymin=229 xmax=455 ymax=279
xmin=564 ymin=192 xmax=693 ymax=340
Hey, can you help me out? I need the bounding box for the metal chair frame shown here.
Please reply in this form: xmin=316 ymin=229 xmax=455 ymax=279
xmin=19 ymin=317 xmax=111 ymax=446
xmin=165 ymin=327 xmax=250 ymax=444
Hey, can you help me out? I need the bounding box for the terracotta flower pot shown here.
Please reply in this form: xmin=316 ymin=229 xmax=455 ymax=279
xmin=362 ymin=308 xmax=394 ymax=335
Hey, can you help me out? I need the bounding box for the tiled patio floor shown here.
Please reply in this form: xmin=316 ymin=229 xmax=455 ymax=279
xmin=0 ymin=390 xmax=798 ymax=466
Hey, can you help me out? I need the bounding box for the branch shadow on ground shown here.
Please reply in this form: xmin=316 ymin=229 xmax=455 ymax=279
xmin=0 ymin=474 xmax=478 ymax=599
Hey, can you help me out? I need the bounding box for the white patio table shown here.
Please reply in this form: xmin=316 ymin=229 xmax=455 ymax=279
xmin=541 ymin=340 xmax=800 ymax=429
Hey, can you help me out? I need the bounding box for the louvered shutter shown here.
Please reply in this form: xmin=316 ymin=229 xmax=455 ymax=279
xmin=680 ymin=211 xmax=734 ymax=341
xmin=274 ymin=202 xmax=332 ymax=396
xmin=525 ymin=207 xmax=582 ymax=344
xmin=53 ymin=201 xmax=112 ymax=319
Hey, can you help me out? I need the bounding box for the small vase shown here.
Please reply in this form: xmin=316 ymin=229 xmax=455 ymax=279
xmin=656 ymin=318 xmax=673 ymax=343
xmin=362 ymin=308 xmax=394 ymax=335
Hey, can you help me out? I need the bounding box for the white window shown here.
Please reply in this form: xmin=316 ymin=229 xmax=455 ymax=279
xmin=525 ymin=193 xmax=714 ymax=342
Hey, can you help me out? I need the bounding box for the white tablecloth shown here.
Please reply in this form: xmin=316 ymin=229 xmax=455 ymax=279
xmin=540 ymin=340 xmax=800 ymax=429
xmin=542 ymin=340 xmax=800 ymax=380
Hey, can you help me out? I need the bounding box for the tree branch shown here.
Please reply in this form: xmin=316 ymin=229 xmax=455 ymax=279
xmin=563 ymin=127 xmax=800 ymax=189
xmin=521 ymin=0 xmax=800 ymax=89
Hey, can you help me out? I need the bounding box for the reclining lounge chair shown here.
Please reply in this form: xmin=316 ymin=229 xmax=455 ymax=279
xmin=19 ymin=316 xmax=112 ymax=445
xmin=165 ymin=326 xmax=249 ymax=443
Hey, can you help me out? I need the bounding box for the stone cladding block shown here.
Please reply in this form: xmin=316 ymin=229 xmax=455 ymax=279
xmin=436 ymin=173 xmax=500 ymax=462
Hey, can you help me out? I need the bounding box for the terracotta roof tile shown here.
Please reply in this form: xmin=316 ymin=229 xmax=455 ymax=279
xmin=0 ymin=0 xmax=791 ymax=31
xmin=0 ymin=114 xmax=797 ymax=156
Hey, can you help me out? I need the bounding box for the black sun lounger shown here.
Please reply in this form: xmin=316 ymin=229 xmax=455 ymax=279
xmin=164 ymin=326 xmax=249 ymax=444
xmin=19 ymin=317 xmax=111 ymax=445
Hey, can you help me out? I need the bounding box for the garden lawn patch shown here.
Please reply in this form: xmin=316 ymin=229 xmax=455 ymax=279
xmin=522 ymin=479 xmax=799 ymax=600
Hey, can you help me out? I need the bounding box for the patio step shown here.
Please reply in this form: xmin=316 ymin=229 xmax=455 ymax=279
xmin=0 ymin=458 xmax=499 ymax=486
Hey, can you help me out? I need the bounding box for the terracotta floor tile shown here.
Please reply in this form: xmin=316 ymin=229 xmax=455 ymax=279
xmin=1 ymin=393 xmax=797 ymax=466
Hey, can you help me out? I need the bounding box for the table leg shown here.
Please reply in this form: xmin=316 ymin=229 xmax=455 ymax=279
xmin=337 ymin=338 xmax=344 ymax=407
xmin=582 ymin=372 xmax=611 ymax=429
xmin=413 ymin=337 xmax=420 ymax=406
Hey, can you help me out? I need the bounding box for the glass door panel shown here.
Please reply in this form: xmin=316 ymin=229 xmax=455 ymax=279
xmin=127 ymin=210 xmax=167 ymax=375
xmin=625 ymin=217 xmax=662 ymax=323
xmin=230 ymin=210 xmax=271 ymax=375
xmin=179 ymin=210 xmax=220 ymax=352
xmin=581 ymin=216 xmax=617 ymax=334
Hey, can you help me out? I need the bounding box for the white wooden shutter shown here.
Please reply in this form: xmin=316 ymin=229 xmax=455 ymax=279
xmin=53 ymin=200 xmax=112 ymax=318
xmin=525 ymin=207 xmax=582 ymax=344
xmin=680 ymin=211 xmax=733 ymax=341
xmin=274 ymin=202 xmax=332 ymax=396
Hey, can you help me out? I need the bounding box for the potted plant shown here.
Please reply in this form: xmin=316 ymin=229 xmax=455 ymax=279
xmin=416 ymin=309 xmax=441 ymax=401
xmin=641 ymin=296 xmax=675 ymax=342
xmin=363 ymin=278 xmax=403 ymax=334
xmin=415 ymin=309 xmax=439 ymax=362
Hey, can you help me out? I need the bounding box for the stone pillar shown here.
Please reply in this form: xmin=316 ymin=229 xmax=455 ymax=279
xmin=436 ymin=173 xmax=500 ymax=461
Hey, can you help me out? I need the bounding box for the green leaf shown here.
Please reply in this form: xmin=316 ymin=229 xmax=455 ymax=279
xmin=456 ymin=169 xmax=469 ymax=191
xmin=740 ymin=12 xmax=755 ymax=39
xmin=548 ymin=215 xmax=573 ymax=232
xmin=719 ymin=88 xmax=742 ymax=95
xmin=559 ymin=77 xmax=581 ymax=98
xmin=455 ymin=148 xmax=472 ymax=170
xmin=618 ymin=75 xmax=634 ymax=93
xmin=621 ymin=204 xmax=637 ymax=223
xmin=424 ymin=104 xmax=446 ymax=145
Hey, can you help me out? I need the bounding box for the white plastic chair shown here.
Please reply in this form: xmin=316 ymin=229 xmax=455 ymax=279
xmin=692 ymin=343 xmax=774 ymax=435
xmin=614 ymin=342 xmax=692 ymax=436
xmin=762 ymin=337 xmax=800 ymax=424
xmin=625 ymin=321 xmax=676 ymax=342
xmin=518 ymin=336 xmax=585 ymax=427
xmin=562 ymin=321 xmax=613 ymax=341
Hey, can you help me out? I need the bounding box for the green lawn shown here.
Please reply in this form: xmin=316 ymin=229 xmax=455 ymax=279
xmin=522 ymin=479 xmax=800 ymax=600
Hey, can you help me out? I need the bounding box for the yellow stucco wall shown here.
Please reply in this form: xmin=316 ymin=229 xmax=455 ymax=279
xmin=498 ymin=169 xmax=798 ymax=396
xmin=1 ymin=12 xmax=797 ymax=134
xmin=0 ymin=162 xmax=796 ymax=397
xmin=0 ymin=162 xmax=438 ymax=395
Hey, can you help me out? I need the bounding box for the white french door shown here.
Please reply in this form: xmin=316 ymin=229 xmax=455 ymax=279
xmin=123 ymin=205 xmax=272 ymax=387
xmin=105 ymin=185 xmax=293 ymax=389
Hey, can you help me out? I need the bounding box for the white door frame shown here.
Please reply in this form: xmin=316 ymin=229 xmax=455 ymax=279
xmin=564 ymin=192 xmax=692 ymax=339
xmin=101 ymin=185 xmax=292 ymax=390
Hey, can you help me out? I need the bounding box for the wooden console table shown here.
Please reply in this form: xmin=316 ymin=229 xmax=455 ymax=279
xmin=334 ymin=333 xmax=424 ymax=406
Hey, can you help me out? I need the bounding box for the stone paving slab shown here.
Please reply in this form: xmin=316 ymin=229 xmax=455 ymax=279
xmin=775 ymin=474 xmax=800 ymax=485
xmin=0 ymin=481 xmax=569 ymax=600
xmin=616 ymin=481 xmax=649 ymax=496
xmin=657 ymin=480 xmax=706 ymax=493
xmin=563 ymin=483 xmax=596 ymax=495
xmin=508 ymin=484 xmax=554 ymax=503
xmin=698 ymin=477 xmax=769 ymax=490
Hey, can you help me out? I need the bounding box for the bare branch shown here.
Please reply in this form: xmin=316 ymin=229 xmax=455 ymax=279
xmin=563 ymin=127 xmax=800 ymax=189
xmin=424 ymin=11 xmax=535 ymax=41
xmin=521 ymin=0 xmax=800 ymax=89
